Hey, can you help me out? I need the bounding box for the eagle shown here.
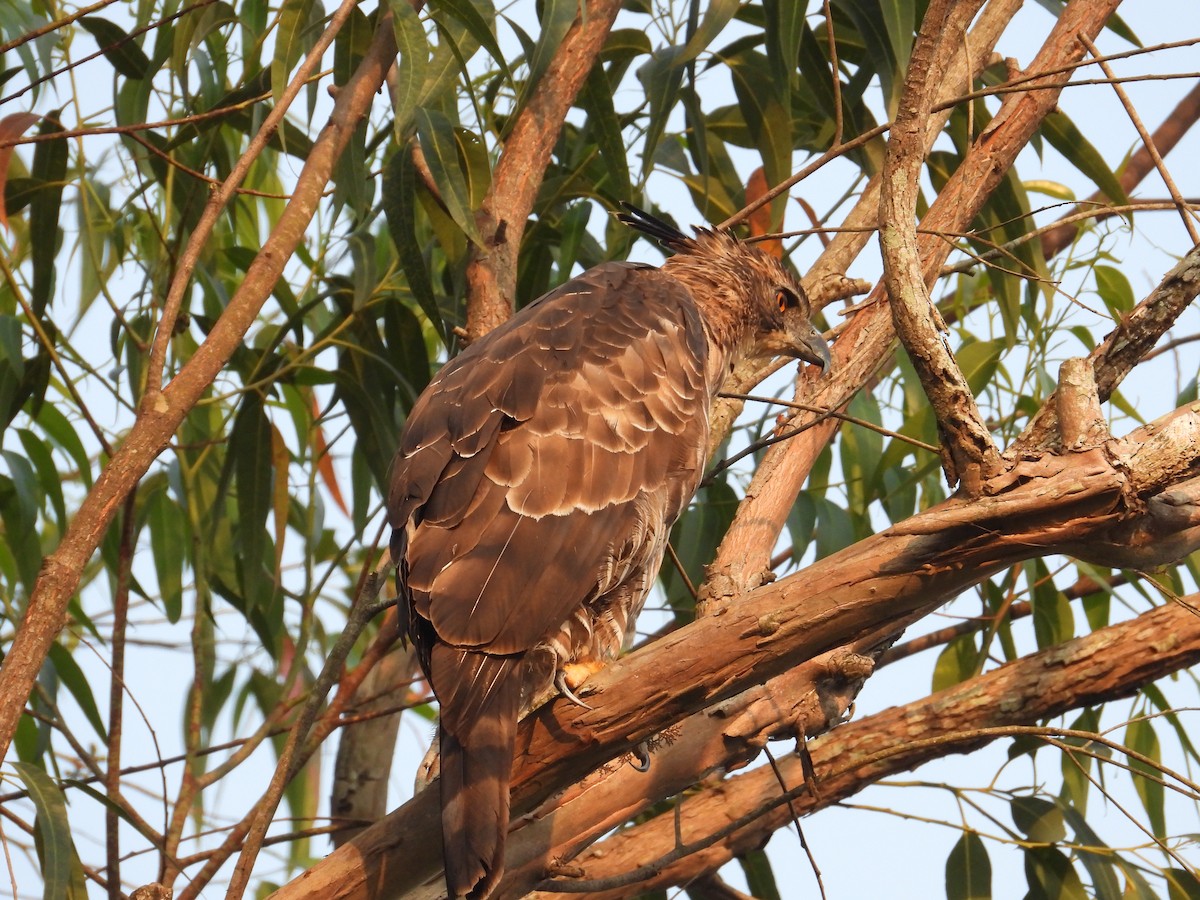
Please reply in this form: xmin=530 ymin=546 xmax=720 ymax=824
xmin=387 ymin=205 xmax=831 ymax=899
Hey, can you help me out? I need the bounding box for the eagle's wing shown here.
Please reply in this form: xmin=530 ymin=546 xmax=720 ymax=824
xmin=389 ymin=261 xmax=711 ymax=658
xmin=387 ymin=261 xmax=711 ymax=898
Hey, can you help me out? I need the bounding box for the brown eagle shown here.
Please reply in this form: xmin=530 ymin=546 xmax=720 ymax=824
xmin=387 ymin=205 xmax=831 ymax=899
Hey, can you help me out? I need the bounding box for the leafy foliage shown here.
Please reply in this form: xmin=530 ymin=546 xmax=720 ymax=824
xmin=0 ymin=1 xmax=1197 ymax=897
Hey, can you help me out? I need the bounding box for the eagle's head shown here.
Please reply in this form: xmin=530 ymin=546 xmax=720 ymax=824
xmin=617 ymin=202 xmax=831 ymax=375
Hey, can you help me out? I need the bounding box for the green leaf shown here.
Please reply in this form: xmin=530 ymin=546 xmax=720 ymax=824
xmin=417 ymin=0 xmax=481 ymax=109
xmin=1095 ymin=264 xmax=1134 ymax=317
xmin=637 ymin=45 xmax=687 ymax=177
xmin=946 ymin=831 xmax=991 ymax=900
xmin=47 ymin=643 xmax=107 ymax=740
xmin=17 ymin=429 xmax=65 ymax=532
xmin=29 ymin=109 xmax=66 ymax=317
xmin=231 ymin=394 xmax=273 ymax=612
xmin=763 ymin=0 xmax=803 ymax=91
xmin=430 ymin=0 xmax=510 ymax=90
xmin=78 ymin=16 xmax=152 ymax=79
xmin=383 ymin=148 xmax=446 ymax=346
xmin=1023 ymin=846 xmax=1087 ymax=900
xmin=1041 ymin=111 xmax=1129 ymax=209
xmin=13 ymin=763 xmax=88 ymax=899
xmin=525 ymin=0 xmax=576 ymax=89
xmin=1060 ymin=804 xmax=1124 ymax=900
xmin=662 ymin=478 xmax=738 ymax=616
xmin=415 ymin=108 xmax=483 ymax=245
xmin=147 ymin=481 xmax=186 ymax=622
xmin=1060 ymin=707 xmax=1102 ymax=815
xmin=579 ymin=64 xmax=630 ymax=199
xmin=272 ymin=0 xmax=321 ymax=108
xmin=1027 ymin=559 xmax=1073 ymax=649
xmin=954 ymin=338 xmax=1004 ymax=397
xmin=637 ymin=0 xmax=739 ymax=176
xmin=738 ymin=847 xmax=782 ymax=900
xmin=1166 ymin=867 xmax=1200 ymax=900
xmin=728 ymin=50 xmax=793 ymax=208
xmin=1125 ymin=718 xmax=1166 ymax=839
xmin=390 ymin=0 xmax=430 ymax=136
xmin=878 ymin=0 xmax=915 ymax=93
xmin=36 ymin=401 xmax=93 ymax=489
xmin=932 ymin=635 xmax=979 ymax=692
xmin=1011 ymin=795 xmax=1066 ymax=843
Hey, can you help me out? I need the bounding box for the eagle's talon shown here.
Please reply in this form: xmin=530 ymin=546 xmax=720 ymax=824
xmin=555 ymin=671 xmax=594 ymax=710
xmin=630 ymin=741 xmax=651 ymax=772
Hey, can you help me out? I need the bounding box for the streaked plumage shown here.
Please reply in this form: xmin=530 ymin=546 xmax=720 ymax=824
xmin=387 ymin=205 xmax=831 ymax=899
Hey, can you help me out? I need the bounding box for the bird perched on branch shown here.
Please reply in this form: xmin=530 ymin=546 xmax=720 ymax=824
xmin=387 ymin=203 xmax=831 ymax=899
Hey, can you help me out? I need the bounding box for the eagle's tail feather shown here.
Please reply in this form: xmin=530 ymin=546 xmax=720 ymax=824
xmin=439 ymin=677 xmax=521 ymax=900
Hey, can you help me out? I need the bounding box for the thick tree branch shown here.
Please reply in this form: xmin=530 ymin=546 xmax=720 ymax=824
xmin=273 ymin=398 xmax=1200 ymax=899
xmin=463 ymin=0 xmax=623 ymax=340
xmin=0 ymin=3 xmax=397 ymax=767
xmin=543 ymin=598 xmax=1200 ymax=896
xmin=882 ymin=0 xmax=1003 ymax=492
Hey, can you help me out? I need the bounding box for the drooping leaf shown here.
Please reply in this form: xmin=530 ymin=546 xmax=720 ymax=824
xmin=230 ymin=393 xmax=274 ymax=612
xmin=1011 ymin=795 xmax=1066 ymax=843
xmin=1060 ymin=804 xmax=1124 ymax=900
xmin=525 ymin=0 xmax=575 ymax=91
xmin=1095 ymin=264 xmax=1135 ymax=317
xmin=147 ymin=479 xmax=186 ymax=622
xmin=1023 ymin=845 xmax=1088 ymax=900
xmin=78 ymin=16 xmax=152 ymax=79
xmin=29 ymin=109 xmax=66 ymax=317
xmin=415 ymin=108 xmax=483 ymax=245
xmin=382 ymin=147 xmax=446 ymax=345
xmin=662 ymin=478 xmax=738 ymax=617
xmin=391 ymin=0 xmax=430 ymax=136
xmin=272 ymin=0 xmax=322 ymax=109
xmin=1041 ymin=110 xmax=1129 ymax=209
xmin=14 ymin=763 xmax=88 ymax=900
xmin=47 ymin=643 xmax=107 ymax=741
xmin=1125 ymin=718 xmax=1166 ymax=839
xmin=579 ymin=63 xmax=630 ymax=200
xmin=430 ymin=0 xmax=511 ymax=90
xmin=738 ymin=847 xmax=782 ymax=900
xmin=932 ymin=635 xmax=979 ymax=692
xmin=946 ymin=831 xmax=992 ymax=900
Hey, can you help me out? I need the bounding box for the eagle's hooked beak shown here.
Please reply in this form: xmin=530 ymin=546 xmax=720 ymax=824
xmin=790 ymin=322 xmax=832 ymax=374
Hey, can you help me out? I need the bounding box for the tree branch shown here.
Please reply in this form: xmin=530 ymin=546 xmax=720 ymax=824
xmin=463 ymin=0 xmax=623 ymax=340
xmin=541 ymin=598 xmax=1200 ymax=896
xmin=882 ymin=0 xmax=1003 ymax=492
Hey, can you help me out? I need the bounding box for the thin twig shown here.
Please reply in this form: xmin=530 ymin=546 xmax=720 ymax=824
xmin=1079 ymin=33 xmax=1200 ymax=245
xmin=763 ymin=746 xmax=826 ymax=900
xmin=0 ymin=0 xmax=122 ymax=55
xmin=0 ymin=0 xmax=219 ymax=106
xmin=719 ymin=392 xmax=941 ymax=454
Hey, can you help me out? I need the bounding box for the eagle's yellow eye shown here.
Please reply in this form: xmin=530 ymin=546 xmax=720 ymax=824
xmin=777 ymin=289 xmax=790 ymax=313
